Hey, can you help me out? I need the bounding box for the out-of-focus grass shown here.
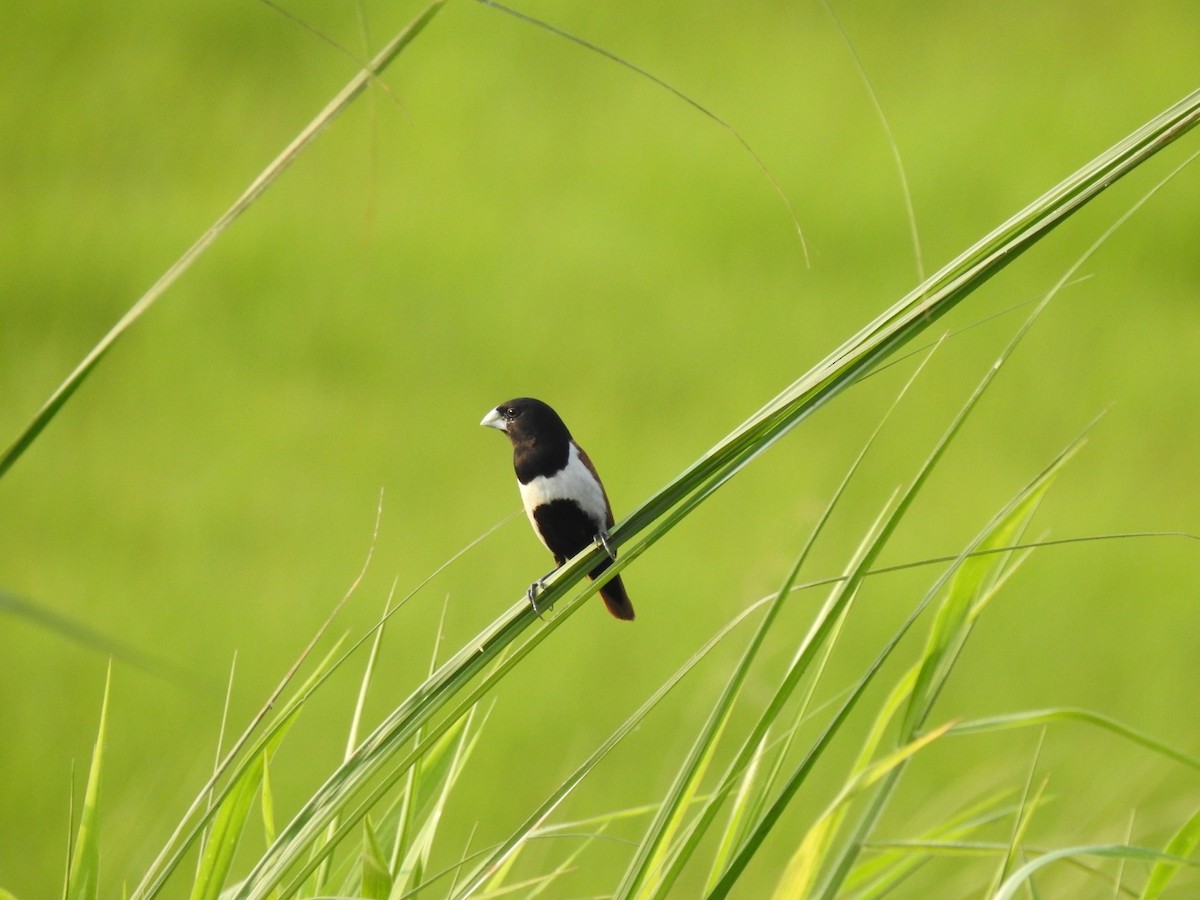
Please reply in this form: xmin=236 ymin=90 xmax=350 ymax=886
xmin=1 ymin=1 xmax=1198 ymax=896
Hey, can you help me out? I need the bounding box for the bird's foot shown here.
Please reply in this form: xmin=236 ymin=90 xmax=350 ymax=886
xmin=595 ymin=529 xmax=617 ymax=561
xmin=527 ymin=577 xmax=549 ymax=621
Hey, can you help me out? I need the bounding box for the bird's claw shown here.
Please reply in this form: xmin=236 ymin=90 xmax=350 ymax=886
xmin=595 ymin=529 xmax=616 ymax=561
xmin=527 ymin=579 xmax=547 ymax=621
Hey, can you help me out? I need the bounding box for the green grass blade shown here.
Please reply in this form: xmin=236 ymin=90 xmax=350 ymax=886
xmin=995 ymin=845 xmax=1200 ymax=900
xmin=0 ymin=0 xmax=445 ymax=484
xmin=704 ymin=735 xmax=769 ymax=893
xmin=315 ymin=587 xmax=397 ymax=892
xmin=988 ymin=762 xmax=1050 ymax=897
xmin=393 ymin=706 xmax=484 ymax=895
xmin=189 ymin=715 xmax=299 ymax=900
xmin=845 ymin=791 xmax=1019 ymax=896
xmin=770 ymin=725 xmax=952 ymax=899
xmin=65 ymin=663 xmax=111 ymax=900
xmin=360 ymin=817 xmax=392 ymax=900
xmin=901 ymin=463 xmax=1055 ymax=738
xmin=1140 ymin=805 xmax=1200 ymax=900
xmin=947 ymin=709 xmax=1200 ymax=772
xmin=261 ymin=748 xmax=277 ymax=847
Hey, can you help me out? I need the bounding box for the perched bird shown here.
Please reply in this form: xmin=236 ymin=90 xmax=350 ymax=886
xmin=481 ymin=397 xmax=635 ymax=620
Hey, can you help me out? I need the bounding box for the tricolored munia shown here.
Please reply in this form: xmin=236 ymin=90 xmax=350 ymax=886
xmin=481 ymin=397 xmax=635 ymax=620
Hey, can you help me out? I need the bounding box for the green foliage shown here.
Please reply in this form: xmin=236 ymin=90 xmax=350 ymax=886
xmin=65 ymin=664 xmax=111 ymax=900
xmin=3 ymin=3 xmax=1199 ymax=899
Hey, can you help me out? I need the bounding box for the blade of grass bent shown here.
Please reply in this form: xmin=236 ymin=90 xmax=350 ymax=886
xmin=946 ymin=709 xmax=1200 ymax=772
xmin=475 ymin=0 xmax=809 ymax=264
xmin=0 ymin=1 xmax=445 ymax=482
xmin=995 ymin=845 xmax=1200 ymax=900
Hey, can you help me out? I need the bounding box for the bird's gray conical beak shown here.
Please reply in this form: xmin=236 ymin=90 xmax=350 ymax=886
xmin=480 ymin=408 xmax=507 ymax=431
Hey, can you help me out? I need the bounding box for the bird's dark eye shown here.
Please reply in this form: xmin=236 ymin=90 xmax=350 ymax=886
xmin=504 ymin=407 xmax=517 ymax=419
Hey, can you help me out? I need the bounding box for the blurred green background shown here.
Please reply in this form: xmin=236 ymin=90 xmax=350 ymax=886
xmin=2 ymin=0 xmax=1198 ymax=895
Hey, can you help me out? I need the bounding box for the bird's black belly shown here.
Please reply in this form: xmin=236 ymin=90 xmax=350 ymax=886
xmin=531 ymin=499 xmax=600 ymax=565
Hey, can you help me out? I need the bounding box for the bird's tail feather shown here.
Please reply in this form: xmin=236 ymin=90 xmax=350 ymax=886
xmin=590 ymin=558 xmax=635 ymax=620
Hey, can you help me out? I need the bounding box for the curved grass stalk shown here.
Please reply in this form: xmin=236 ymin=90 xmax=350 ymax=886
xmin=0 ymin=2 xmax=446 ymax=483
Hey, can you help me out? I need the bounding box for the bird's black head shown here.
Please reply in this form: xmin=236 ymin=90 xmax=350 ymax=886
xmin=480 ymin=397 xmax=571 ymax=447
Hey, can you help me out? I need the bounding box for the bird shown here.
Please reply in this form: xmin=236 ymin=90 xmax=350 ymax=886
xmin=481 ymin=397 xmax=635 ymax=621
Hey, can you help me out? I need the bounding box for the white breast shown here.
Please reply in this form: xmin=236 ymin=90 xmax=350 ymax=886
xmin=518 ymin=443 xmax=609 ymax=548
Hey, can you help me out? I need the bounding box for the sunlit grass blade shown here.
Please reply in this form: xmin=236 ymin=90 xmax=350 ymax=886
xmin=392 ymin=706 xmax=485 ymax=895
xmin=189 ymin=714 xmax=298 ymax=900
xmin=359 ymin=817 xmax=391 ymax=899
xmin=65 ymin=662 xmax=110 ymax=900
xmin=986 ymin=752 xmax=1050 ymax=898
xmin=1140 ymin=805 xmax=1200 ymax=900
xmin=994 ymin=844 xmax=1200 ymax=900
xmin=771 ymin=724 xmax=952 ymax=898
xmin=766 ymin=667 xmax=922 ymax=898
xmin=947 ymin=710 xmax=1200 ymax=772
xmin=314 ymin=587 xmax=397 ymax=893
xmin=846 ymin=791 xmax=1020 ymax=897
xmin=704 ymin=733 xmax=768 ymax=892
xmin=901 ymin=461 xmax=1054 ymax=737
xmin=0 ymin=0 xmax=446 ymax=483
xmin=261 ymin=749 xmax=277 ymax=848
